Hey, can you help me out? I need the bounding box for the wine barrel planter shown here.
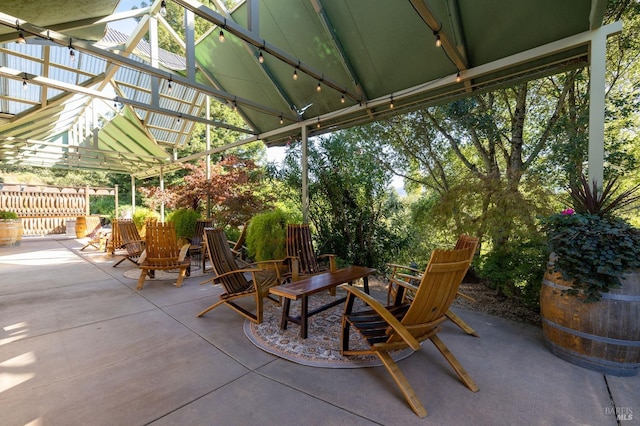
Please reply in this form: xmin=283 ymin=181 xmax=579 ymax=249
xmin=0 ymin=219 xmax=20 ymax=246
xmin=541 ymin=269 xmax=640 ymax=376
xmin=76 ymin=216 xmax=87 ymax=238
xmin=15 ymin=219 xmax=23 ymax=245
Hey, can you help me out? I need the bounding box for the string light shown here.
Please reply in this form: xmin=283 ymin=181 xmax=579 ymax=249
xmin=435 ymin=32 xmax=441 ymax=47
xmin=68 ymin=39 xmax=75 ymax=62
xmin=219 ymin=30 xmax=225 ymax=42
xmin=258 ymin=50 xmax=264 ymax=63
xmin=389 ymin=96 xmax=394 ymax=109
xmin=316 ymin=81 xmax=322 ymax=92
xmin=316 ymin=118 xmax=320 ymax=129
xmin=167 ymin=77 xmax=173 ymax=93
xmin=456 ymin=71 xmax=461 ymax=82
xmin=16 ymin=21 xmax=26 ymax=44
xmin=341 ymin=93 xmax=345 ymax=104
xmin=160 ymin=0 xmax=167 ymax=17
xmin=293 ymin=69 xmax=298 ymax=80
xmin=22 ymin=75 xmax=28 ymax=90
xmin=279 ymin=114 xmax=284 ymax=125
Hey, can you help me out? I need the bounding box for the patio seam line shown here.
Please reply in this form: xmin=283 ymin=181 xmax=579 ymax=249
xmin=250 ymin=367 xmax=386 ymax=425
xmin=603 ymin=374 xmax=620 ymax=423
xmin=142 ymin=370 xmax=267 ymax=425
xmin=0 ymin=307 xmax=160 ymax=346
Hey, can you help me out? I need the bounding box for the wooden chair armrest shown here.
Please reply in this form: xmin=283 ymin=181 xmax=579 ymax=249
xmin=122 ymin=239 xmax=145 ymax=248
xmin=389 ymin=277 xmax=419 ymax=293
xmin=342 ymin=286 xmax=421 ymax=351
xmin=386 ymin=263 xmax=423 ymax=274
xmin=318 ymin=254 xmax=337 ymax=272
xmin=178 ymin=243 xmax=190 ymax=261
xmin=199 ymin=267 xmax=264 ymax=285
xmin=397 ymin=272 xmax=423 ymax=281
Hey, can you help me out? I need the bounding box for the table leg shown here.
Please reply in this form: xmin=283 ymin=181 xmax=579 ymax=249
xmin=281 ymin=298 xmax=291 ymax=330
xmin=300 ymin=295 xmax=308 ymax=339
xmin=363 ymin=276 xmax=370 ymax=294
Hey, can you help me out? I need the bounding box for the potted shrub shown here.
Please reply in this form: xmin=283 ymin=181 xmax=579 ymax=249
xmin=0 ymin=210 xmax=22 ymax=246
xmin=167 ymin=208 xmax=201 ymax=244
xmin=246 ymin=208 xmax=292 ymax=262
xmin=539 ymin=174 xmax=640 ymax=376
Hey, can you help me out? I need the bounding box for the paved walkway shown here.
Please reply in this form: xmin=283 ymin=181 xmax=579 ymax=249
xmin=0 ymin=236 xmax=638 ymax=425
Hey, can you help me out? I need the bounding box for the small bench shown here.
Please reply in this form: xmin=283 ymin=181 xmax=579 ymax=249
xmin=269 ymin=266 xmax=376 ymax=338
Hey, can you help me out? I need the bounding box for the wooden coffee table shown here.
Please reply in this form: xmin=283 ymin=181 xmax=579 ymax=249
xmin=268 ymin=266 xmax=376 ymax=339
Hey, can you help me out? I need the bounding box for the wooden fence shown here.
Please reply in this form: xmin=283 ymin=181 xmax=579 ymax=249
xmin=0 ymin=183 xmax=116 ymax=236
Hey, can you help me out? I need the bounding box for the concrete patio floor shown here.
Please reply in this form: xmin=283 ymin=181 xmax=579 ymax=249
xmin=1 ymin=236 xmax=638 ymax=426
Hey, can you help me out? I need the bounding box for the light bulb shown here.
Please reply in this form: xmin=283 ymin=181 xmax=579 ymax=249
xmin=279 ymin=115 xmax=284 ymax=125
xmin=69 ymin=48 xmax=75 ymax=62
xmin=160 ymin=1 xmax=167 ymax=17
xmin=167 ymin=81 xmax=172 ymax=93
xmin=22 ymin=78 xmax=28 ymax=90
xmin=258 ymin=51 xmax=264 ymax=63
xmin=456 ymin=71 xmax=461 ymax=82
xmin=390 ymin=97 xmax=394 ymax=109
xmin=341 ymin=94 xmax=345 ymax=104
xmin=293 ymin=69 xmax=298 ymax=80
xmin=219 ymin=30 xmax=225 ymax=42
xmin=435 ymin=34 xmax=441 ymax=47
xmin=316 ymin=82 xmax=321 ymax=92
xmin=17 ymin=31 xmax=26 ymax=44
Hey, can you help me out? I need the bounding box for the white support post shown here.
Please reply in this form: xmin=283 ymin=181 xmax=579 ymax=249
xmin=149 ymin=13 xmax=160 ymax=108
xmin=301 ymin=125 xmax=309 ymax=224
xmin=588 ymin=31 xmax=606 ymax=188
xmin=130 ymin=176 xmax=135 ymax=215
xmin=185 ymin=9 xmax=196 ymax=79
xmin=206 ymin=96 xmax=211 ymax=218
xmin=115 ymin=184 xmax=119 ymax=220
xmin=588 ymin=21 xmax=623 ymax=188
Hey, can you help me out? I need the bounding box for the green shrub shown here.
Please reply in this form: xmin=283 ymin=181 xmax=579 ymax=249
xmin=246 ymin=209 xmax=293 ymax=261
xmin=477 ymin=237 xmax=547 ymax=309
xmin=132 ymin=207 xmax=160 ymax=230
xmin=167 ymin=208 xmax=201 ymax=240
xmin=0 ymin=210 xmax=18 ymax=219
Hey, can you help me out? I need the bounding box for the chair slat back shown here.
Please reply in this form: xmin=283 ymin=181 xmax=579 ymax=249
xmin=286 ymin=224 xmax=322 ymax=274
xmin=85 ymin=216 xmax=102 ymax=238
xmin=454 ymin=234 xmax=479 ymax=252
xmin=145 ymin=222 xmax=180 ymax=267
xmin=118 ymin=220 xmax=144 ymax=255
xmin=192 ymin=219 xmax=214 ymax=247
xmin=231 ymin=222 xmax=248 ymax=253
xmin=204 ymin=228 xmax=252 ymax=294
xmin=110 ymin=219 xmax=122 ymax=249
xmin=399 ymin=247 xmax=475 ymax=332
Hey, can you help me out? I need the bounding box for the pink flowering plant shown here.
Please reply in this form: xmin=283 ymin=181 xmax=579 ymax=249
xmin=540 ymin=174 xmax=640 ymax=302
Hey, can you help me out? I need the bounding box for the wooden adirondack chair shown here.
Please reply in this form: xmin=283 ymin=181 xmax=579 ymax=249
xmin=286 ymin=224 xmax=336 ymax=282
xmin=80 ymin=216 xmax=106 ymax=251
xmin=387 ymin=234 xmax=480 ymax=336
xmin=136 ymin=222 xmax=191 ymax=290
xmin=113 ymin=219 xmax=146 ymax=268
xmin=341 ymin=246 xmax=478 ymax=418
xmin=188 ymin=219 xmax=213 ymax=270
xmin=197 ymin=228 xmax=285 ymax=324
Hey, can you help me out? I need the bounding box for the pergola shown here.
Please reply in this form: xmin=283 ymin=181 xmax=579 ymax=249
xmin=0 ymin=0 xmax=619 ymax=218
